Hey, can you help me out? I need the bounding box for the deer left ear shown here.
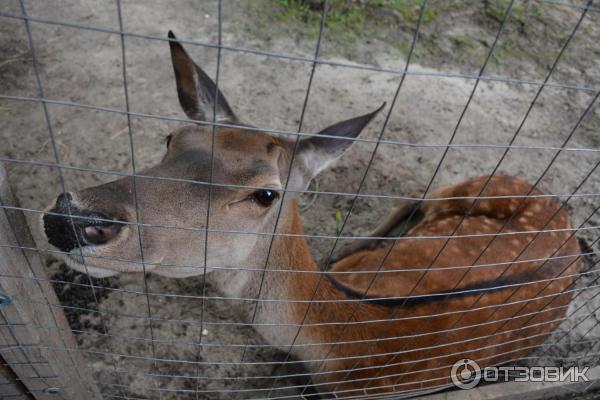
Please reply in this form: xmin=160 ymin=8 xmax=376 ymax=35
xmin=168 ymin=30 xmax=237 ymax=123
xmin=289 ymin=103 xmax=385 ymax=189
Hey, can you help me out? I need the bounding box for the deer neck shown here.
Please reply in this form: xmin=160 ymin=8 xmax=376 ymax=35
xmin=208 ymin=199 xmax=341 ymax=350
xmin=256 ymin=200 xmax=345 ymax=349
xmin=266 ymin=198 xmax=339 ymax=305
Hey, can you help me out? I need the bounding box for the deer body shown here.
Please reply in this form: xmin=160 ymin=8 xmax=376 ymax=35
xmin=40 ymin=32 xmax=580 ymax=397
xmin=215 ymin=175 xmax=578 ymax=397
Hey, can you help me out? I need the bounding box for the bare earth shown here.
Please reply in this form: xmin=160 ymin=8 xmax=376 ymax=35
xmin=1 ymin=0 xmax=600 ymax=399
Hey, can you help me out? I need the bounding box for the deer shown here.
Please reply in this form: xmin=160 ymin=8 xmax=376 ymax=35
xmin=40 ymin=31 xmax=581 ymax=398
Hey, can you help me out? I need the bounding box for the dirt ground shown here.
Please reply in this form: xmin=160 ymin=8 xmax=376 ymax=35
xmin=2 ymin=0 xmax=600 ymax=399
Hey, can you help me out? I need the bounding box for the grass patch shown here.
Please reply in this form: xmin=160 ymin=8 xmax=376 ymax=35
xmin=238 ymin=0 xmax=594 ymax=78
xmin=483 ymin=0 xmax=543 ymax=26
xmin=252 ymin=0 xmax=439 ymax=43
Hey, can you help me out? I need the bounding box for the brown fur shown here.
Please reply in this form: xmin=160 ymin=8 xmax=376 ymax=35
xmin=270 ymin=175 xmax=580 ymax=396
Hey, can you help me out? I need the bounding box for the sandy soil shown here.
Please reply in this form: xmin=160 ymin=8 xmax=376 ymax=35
xmin=1 ymin=0 xmax=600 ymax=399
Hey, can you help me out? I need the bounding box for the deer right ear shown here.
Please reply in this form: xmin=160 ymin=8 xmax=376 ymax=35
xmin=286 ymin=104 xmax=385 ymax=191
xmin=168 ymin=31 xmax=237 ymax=123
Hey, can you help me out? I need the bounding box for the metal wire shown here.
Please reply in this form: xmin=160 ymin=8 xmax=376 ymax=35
xmin=0 ymin=319 xmax=594 ymax=375
xmin=3 ymin=269 xmax=600 ymax=329
xmin=5 ymin=155 xmax=600 ymax=202
xmin=3 ymin=332 xmax=599 ymax=400
xmin=16 ymin=1 xmax=127 ymax=397
xmin=238 ymin=0 xmax=329 ymax=364
xmin=10 ymin=202 xmax=600 ymax=242
xmin=3 ymin=239 xmax=597 ymax=276
xmin=0 ymin=2 xmax=599 ymax=93
xmin=316 ymin=0 xmax=519 ymax=394
xmin=115 ymin=2 xmax=163 ymax=399
xmin=0 ymin=303 xmax=582 ymax=354
xmin=272 ymin=1 xmax=431 ymax=393
xmin=2 ymin=0 xmax=600 ymax=398
xmin=194 ymin=2 xmax=224 ymax=399
xmin=364 ymin=1 xmax=598 ymax=389
xmin=7 ymin=329 xmax=598 ymax=383
xmin=2 ymin=95 xmax=600 ymax=155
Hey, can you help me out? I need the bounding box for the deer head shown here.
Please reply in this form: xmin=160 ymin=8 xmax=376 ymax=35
xmin=41 ymin=31 xmax=383 ymax=279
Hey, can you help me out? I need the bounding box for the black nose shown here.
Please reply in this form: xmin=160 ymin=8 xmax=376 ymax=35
xmin=43 ymin=192 xmax=124 ymax=252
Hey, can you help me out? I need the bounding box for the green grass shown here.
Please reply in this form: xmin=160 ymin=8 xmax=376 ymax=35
xmin=375 ymin=0 xmax=438 ymax=25
xmin=483 ymin=0 xmax=544 ymax=26
xmin=239 ymin=0 xmax=593 ymax=78
xmin=257 ymin=0 xmax=439 ymax=43
xmin=270 ymin=0 xmax=321 ymax=38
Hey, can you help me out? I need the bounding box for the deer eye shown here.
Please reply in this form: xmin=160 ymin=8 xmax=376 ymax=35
xmin=251 ymin=190 xmax=279 ymax=207
xmin=165 ymin=134 xmax=173 ymax=148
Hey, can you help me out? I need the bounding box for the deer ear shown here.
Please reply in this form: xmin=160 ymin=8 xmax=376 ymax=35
xmin=290 ymin=103 xmax=385 ymax=189
xmin=168 ymin=31 xmax=237 ymax=123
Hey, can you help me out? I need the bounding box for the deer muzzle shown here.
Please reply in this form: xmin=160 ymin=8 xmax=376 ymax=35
xmin=43 ymin=192 xmax=125 ymax=252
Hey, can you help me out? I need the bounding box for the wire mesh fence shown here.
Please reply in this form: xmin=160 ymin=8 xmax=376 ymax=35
xmin=1 ymin=0 xmax=600 ymax=399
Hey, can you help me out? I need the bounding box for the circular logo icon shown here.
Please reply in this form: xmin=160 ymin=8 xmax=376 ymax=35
xmin=451 ymin=358 xmax=481 ymax=389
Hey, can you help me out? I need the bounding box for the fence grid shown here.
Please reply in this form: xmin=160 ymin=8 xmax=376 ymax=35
xmin=1 ymin=0 xmax=600 ymax=399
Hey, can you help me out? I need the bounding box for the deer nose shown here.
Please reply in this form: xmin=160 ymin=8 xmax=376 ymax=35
xmin=43 ymin=192 xmax=124 ymax=252
xmin=82 ymin=225 xmax=121 ymax=245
